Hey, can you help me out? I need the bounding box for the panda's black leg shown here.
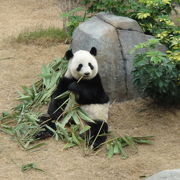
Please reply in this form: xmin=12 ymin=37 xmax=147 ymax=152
xmin=86 ymin=120 xmax=108 ymax=150
xmin=35 ymin=114 xmax=56 ymax=140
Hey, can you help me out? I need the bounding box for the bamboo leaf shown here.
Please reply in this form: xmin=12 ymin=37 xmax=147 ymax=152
xmin=125 ymin=136 xmax=137 ymax=149
xmin=55 ymin=91 xmax=70 ymax=99
xmin=21 ymin=86 xmax=33 ymax=96
xmin=72 ymin=112 xmax=80 ymax=125
xmin=56 ymin=122 xmax=71 ymax=142
xmin=77 ymin=110 xmax=94 ymax=123
xmin=79 ymin=125 xmax=90 ymax=134
xmin=121 ymin=136 xmax=134 ymax=147
xmin=63 ymin=143 xmax=76 ymax=149
xmin=21 ymin=163 xmax=44 ymax=172
xmin=116 ymin=140 xmax=128 ymax=159
xmin=107 ymin=144 xmax=114 ymax=158
xmin=133 ymin=138 xmax=153 ymax=144
xmin=26 ymin=143 xmax=46 ymax=151
xmin=61 ymin=111 xmax=74 ymax=127
xmin=72 ymin=132 xmax=80 ymax=145
xmin=21 ymin=163 xmax=35 ymax=172
xmin=0 ymin=125 xmax=15 ymax=135
xmin=46 ymin=125 xmax=59 ymax=141
xmin=113 ymin=143 xmax=119 ymax=154
xmin=32 ymin=84 xmax=37 ymax=94
xmin=17 ymin=95 xmax=32 ymax=101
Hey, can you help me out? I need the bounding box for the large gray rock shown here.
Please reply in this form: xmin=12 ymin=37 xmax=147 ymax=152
xmin=72 ymin=12 xmax=166 ymax=101
xmin=146 ymin=169 xmax=180 ymax=180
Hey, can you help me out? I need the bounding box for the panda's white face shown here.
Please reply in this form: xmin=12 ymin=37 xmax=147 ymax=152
xmin=65 ymin=50 xmax=98 ymax=80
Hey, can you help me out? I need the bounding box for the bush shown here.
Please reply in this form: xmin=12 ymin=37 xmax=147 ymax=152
xmin=61 ymin=7 xmax=87 ymax=36
xmin=83 ymin=0 xmax=180 ymax=59
xmin=83 ymin=0 xmax=178 ymax=33
xmin=131 ymin=39 xmax=180 ymax=104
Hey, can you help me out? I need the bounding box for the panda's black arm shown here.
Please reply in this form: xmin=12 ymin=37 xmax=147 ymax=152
xmin=48 ymin=77 xmax=74 ymax=120
xmin=68 ymin=75 xmax=109 ymax=104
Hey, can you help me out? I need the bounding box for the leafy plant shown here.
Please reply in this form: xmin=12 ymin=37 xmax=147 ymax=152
xmin=83 ymin=0 xmax=180 ymax=63
xmin=132 ymin=38 xmax=180 ymax=104
xmin=83 ymin=0 xmax=178 ymax=33
xmin=61 ymin=7 xmax=87 ymax=36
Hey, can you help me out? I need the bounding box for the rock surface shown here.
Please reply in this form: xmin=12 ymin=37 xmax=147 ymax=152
xmin=146 ymin=169 xmax=180 ymax=180
xmin=71 ymin=12 xmax=166 ymax=101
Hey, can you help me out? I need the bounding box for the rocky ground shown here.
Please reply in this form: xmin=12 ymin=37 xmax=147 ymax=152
xmin=0 ymin=1 xmax=180 ymax=180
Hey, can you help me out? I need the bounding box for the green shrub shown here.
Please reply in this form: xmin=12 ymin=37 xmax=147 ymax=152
xmin=61 ymin=7 xmax=87 ymax=36
xmin=82 ymin=0 xmax=180 ymax=60
xmin=83 ymin=0 xmax=178 ymax=33
xmin=132 ymin=39 xmax=180 ymax=104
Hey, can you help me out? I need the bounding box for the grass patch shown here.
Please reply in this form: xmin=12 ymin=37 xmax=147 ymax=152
xmin=16 ymin=27 xmax=71 ymax=47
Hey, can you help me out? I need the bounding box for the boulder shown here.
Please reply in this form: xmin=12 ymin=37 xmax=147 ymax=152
xmin=71 ymin=12 xmax=166 ymax=101
xmin=145 ymin=169 xmax=180 ymax=180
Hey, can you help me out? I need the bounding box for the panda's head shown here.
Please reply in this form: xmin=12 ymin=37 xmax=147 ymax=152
xmin=64 ymin=47 xmax=98 ymax=80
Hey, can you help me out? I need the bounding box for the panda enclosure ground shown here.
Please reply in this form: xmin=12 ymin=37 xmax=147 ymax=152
xmin=0 ymin=0 xmax=180 ymax=180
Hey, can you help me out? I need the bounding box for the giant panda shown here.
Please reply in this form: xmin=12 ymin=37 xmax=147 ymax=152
xmin=37 ymin=47 xmax=109 ymax=149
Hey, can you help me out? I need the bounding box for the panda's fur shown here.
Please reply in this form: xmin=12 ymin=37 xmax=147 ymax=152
xmin=37 ymin=47 xmax=109 ymax=149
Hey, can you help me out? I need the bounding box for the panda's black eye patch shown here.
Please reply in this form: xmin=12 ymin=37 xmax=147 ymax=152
xmin=88 ymin=62 xmax=94 ymax=70
xmin=76 ymin=64 xmax=83 ymax=71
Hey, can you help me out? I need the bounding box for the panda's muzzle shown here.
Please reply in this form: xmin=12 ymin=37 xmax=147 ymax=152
xmin=84 ymin=72 xmax=90 ymax=76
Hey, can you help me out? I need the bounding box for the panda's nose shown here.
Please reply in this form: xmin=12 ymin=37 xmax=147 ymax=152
xmin=84 ymin=72 xmax=90 ymax=76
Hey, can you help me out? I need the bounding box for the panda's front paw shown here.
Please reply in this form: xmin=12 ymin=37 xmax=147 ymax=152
xmin=35 ymin=130 xmax=53 ymax=140
xmin=68 ymin=82 xmax=80 ymax=94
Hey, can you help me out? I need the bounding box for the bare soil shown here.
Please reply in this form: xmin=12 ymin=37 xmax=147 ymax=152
xmin=0 ymin=1 xmax=180 ymax=180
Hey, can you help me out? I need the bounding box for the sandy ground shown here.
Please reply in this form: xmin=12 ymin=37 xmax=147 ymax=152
xmin=0 ymin=1 xmax=180 ymax=180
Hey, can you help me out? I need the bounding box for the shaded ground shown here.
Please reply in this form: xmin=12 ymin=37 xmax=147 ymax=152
xmin=0 ymin=1 xmax=180 ymax=180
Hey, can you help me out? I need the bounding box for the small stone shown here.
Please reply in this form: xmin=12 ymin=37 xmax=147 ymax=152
xmin=146 ymin=169 xmax=180 ymax=180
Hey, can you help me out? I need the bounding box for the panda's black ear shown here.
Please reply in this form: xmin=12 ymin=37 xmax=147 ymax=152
xmin=90 ymin=47 xmax=97 ymax=56
xmin=65 ymin=49 xmax=73 ymax=60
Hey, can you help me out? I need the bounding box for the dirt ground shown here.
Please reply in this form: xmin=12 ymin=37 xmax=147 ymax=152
xmin=0 ymin=1 xmax=180 ymax=180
